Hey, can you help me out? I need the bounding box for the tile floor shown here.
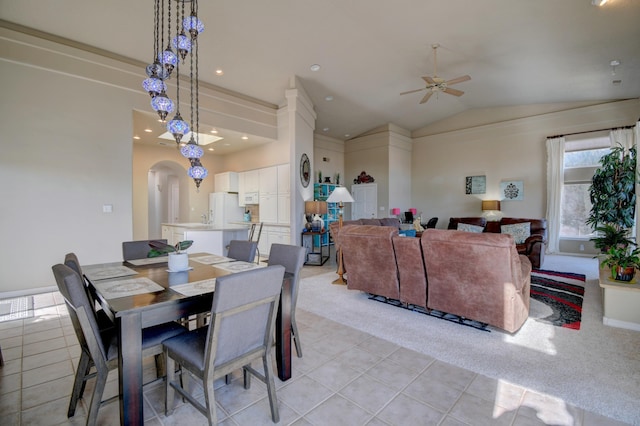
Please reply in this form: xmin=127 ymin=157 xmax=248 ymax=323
xmin=0 ymin=263 xmax=631 ymax=426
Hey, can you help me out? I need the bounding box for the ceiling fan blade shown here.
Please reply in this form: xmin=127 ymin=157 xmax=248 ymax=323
xmin=422 ymin=76 xmax=436 ymax=85
xmin=400 ymin=88 xmax=426 ymax=96
xmin=445 ymin=75 xmax=471 ymax=85
xmin=443 ymin=87 xmax=464 ymax=97
xmin=419 ymin=92 xmax=433 ymax=104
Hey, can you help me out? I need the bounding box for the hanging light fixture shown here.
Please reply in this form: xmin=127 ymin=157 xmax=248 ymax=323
xmin=144 ymin=0 xmax=207 ymax=189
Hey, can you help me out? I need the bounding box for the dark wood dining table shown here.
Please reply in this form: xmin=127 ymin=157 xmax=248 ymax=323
xmin=83 ymin=253 xmax=293 ymax=426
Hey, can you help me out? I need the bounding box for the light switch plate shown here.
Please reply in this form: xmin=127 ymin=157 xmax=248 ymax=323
xmin=102 ymin=204 xmax=113 ymax=213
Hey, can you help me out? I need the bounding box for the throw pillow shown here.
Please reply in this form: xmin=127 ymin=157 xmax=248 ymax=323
xmin=501 ymin=222 xmax=531 ymax=244
xmin=457 ymin=223 xmax=484 ymax=233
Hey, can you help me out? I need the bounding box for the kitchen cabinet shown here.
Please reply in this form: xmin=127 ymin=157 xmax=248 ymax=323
xmin=214 ymin=171 xmax=239 ymax=193
xmin=238 ymin=172 xmax=246 ymax=207
xmin=244 ymin=170 xmax=260 ymax=193
xmin=277 ymin=164 xmax=290 ymax=195
xmin=277 ymin=194 xmax=290 ymax=224
xmin=259 ymin=194 xmax=278 ymax=224
xmin=161 ymin=224 xmax=249 ymax=256
xmin=259 ymin=166 xmax=278 ymax=195
xmin=258 ymin=225 xmax=290 ymax=257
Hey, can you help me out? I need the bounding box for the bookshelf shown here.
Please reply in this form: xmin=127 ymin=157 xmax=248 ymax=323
xmin=313 ymin=182 xmax=338 ymax=245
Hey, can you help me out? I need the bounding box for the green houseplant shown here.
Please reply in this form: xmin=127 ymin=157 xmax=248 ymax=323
xmin=601 ymin=245 xmax=640 ymax=282
xmin=147 ymin=240 xmax=193 ymax=257
xmin=590 ymin=224 xmax=634 ymax=253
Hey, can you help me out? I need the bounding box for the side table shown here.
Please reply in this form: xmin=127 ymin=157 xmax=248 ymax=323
xmin=598 ymin=266 xmax=640 ymax=331
xmin=302 ymin=231 xmax=329 ymax=266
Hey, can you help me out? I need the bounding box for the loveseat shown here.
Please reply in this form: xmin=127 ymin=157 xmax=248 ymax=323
xmin=448 ymin=217 xmax=547 ymax=269
xmin=340 ymin=225 xmax=531 ymax=333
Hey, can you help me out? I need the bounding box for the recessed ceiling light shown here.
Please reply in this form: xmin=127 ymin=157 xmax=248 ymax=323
xmin=215 ymin=69 xmax=224 ymax=76
xmin=241 ymin=136 xmax=248 ymax=140
xmin=224 ymin=143 xmax=230 ymax=146
xmin=208 ymin=147 xmax=214 ymax=151
xmin=144 ymin=128 xmax=152 ymax=133
xmin=610 ymin=60 xmax=621 ymax=67
xmin=323 ymin=127 xmax=329 ymax=132
xmin=210 ymin=128 xmax=218 ymax=134
xmin=344 ymin=134 xmax=350 ymax=138
xmin=310 ymin=64 xmax=321 ymax=72
xmin=325 ymin=95 xmax=333 ymax=101
xmin=133 ymin=136 xmax=141 ymax=140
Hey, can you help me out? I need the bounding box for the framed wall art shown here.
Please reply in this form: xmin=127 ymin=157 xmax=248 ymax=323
xmin=465 ymin=175 xmax=486 ymax=194
xmin=500 ymin=180 xmax=524 ymax=200
xmin=300 ymin=153 xmax=311 ymax=188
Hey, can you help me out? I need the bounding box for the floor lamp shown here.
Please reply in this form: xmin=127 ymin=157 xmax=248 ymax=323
xmin=326 ymin=186 xmax=355 ymax=285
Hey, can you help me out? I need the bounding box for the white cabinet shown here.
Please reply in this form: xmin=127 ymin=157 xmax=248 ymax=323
xmin=277 ymin=194 xmax=290 ymax=224
xmin=277 ymin=164 xmax=290 ymax=195
xmin=214 ymin=172 xmax=239 ymax=193
xmin=259 ymin=194 xmax=278 ymax=224
xmin=258 ymin=226 xmax=290 ymax=257
xmin=244 ymin=170 xmax=259 ymax=193
xmin=238 ymin=172 xmax=246 ymax=207
xmin=259 ymin=167 xmax=278 ymax=195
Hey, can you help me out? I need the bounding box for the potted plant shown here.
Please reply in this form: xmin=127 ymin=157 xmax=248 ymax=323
xmin=148 ymin=240 xmax=193 ymax=272
xmin=587 ymin=144 xmax=637 ymax=232
xmin=590 ymin=224 xmax=634 ymax=253
xmin=601 ymin=244 xmax=640 ymax=282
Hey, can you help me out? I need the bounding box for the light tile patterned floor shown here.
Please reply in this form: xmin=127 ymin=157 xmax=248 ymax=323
xmin=0 ymin=267 xmax=631 ymax=426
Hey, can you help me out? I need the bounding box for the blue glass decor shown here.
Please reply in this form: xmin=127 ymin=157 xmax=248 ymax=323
xmin=184 ymin=15 xmax=204 ymax=39
xmin=188 ymin=158 xmax=208 ymax=189
xmin=142 ymin=77 xmax=166 ymax=98
xmin=145 ymin=61 xmax=169 ymax=80
xmin=160 ymin=47 xmax=178 ymax=75
xmin=150 ymin=91 xmax=174 ymax=121
xmin=167 ymin=113 xmax=189 ymax=143
xmin=172 ymin=32 xmax=191 ymax=61
xmin=181 ymin=141 xmax=203 ymax=159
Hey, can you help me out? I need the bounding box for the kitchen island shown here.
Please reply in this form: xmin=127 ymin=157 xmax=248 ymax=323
xmin=161 ymin=223 xmax=250 ymax=256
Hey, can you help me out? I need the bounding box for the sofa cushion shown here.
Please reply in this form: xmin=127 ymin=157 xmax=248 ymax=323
xmin=501 ymin=222 xmax=530 ymax=244
xmin=457 ymin=223 xmax=484 ymax=233
xmin=360 ymin=218 xmax=382 ymax=226
xmin=379 ymin=217 xmax=401 ymax=228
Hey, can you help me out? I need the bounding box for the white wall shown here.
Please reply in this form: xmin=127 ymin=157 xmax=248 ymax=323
xmin=0 ymin=25 xmax=279 ymax=295
xmin=412 ymin=100 xmax=640 ymax=229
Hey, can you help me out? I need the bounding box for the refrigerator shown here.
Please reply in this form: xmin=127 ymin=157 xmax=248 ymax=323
xmin=209 ymin=192 xmax=244 ymax=227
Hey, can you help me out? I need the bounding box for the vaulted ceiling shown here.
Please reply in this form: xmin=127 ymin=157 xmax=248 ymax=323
xmin=2 ymin=0 xmax=639 ymax=150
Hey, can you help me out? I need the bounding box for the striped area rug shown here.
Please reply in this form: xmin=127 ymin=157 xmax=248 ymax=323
xmin=530 ymin=269 xmax=586 ymax=330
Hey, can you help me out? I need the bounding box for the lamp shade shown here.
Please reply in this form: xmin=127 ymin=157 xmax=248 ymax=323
xmin=482 ymin=200 xmax=501 ymax=211
xmin=391 ymin=208 xmax=401 ymax=215
xmin=409 ymin=208 xmax=417 ymax=215
xmin=326 ymin=187 xmax=355 ymax=203
xmin=305 ymin=201 xmax=327 ymax=215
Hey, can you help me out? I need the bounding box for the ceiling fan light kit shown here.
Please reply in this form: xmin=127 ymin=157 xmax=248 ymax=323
xmin=400 ymin=43 xmax=471 ymax=105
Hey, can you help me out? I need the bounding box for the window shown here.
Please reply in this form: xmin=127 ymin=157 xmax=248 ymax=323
xmin=559 ymin=136 xmax=610 ymax=238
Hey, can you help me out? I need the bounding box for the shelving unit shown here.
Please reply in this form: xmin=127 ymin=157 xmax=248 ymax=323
xmin=313 ymin=182 xmax=338 ymax=246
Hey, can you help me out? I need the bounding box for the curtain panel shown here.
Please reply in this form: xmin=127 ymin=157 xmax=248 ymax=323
xmin=545 ymin=136 xmax=565 ymax=254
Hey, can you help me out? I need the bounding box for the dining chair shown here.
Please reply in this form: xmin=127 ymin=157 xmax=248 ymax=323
xmin=64 ymin=253 xmax=114 ymax=332
xmin=249 ymin=222 xmax=264 ymax=263
xmin=268 ymin=243 xmax=306 ymax=358
xmin=122 ymin=239 xmax=168 ymax=261
xmin=227 ymin=240 xmax=258 ymax=263
xmin=51 ymin=263 xmax=187 ymax=424
xmin=163 ymin=265 xmax=285 ymax=425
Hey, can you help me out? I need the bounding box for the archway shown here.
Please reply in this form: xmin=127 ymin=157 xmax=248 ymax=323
xmin=147 ymin=160 xmax=190 ymax=239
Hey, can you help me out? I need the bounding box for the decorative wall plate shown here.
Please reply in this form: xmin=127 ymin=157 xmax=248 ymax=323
xmin=300 ymin=153 xmax=311 ymax=187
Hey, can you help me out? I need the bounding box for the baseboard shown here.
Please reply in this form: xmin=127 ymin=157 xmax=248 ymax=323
xmin=603 ymin=317 xmax=640 ymax=332
xmin=0 ymin=285 xmax=57 ymax=300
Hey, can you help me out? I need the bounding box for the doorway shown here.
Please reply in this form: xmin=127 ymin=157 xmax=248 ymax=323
xmin=148 ymin=161 xmax=188 ymax=239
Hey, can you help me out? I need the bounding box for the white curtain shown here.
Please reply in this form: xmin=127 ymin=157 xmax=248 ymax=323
xmin=545 ymin=136 xmax=565 ymax=254
xmin=610 ymin=127 xmax=634 ymax=151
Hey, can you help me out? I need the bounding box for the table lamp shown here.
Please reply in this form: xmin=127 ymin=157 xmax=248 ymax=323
xmin=391 ymin=207 xmax=401 ymax=219
xmin=481 ymin=200 xmax=502 ymax=222
xmin=326 ymin=186 xmax=355 ymax=285
xmin=305 ymin=201 xmax=327 ymax=232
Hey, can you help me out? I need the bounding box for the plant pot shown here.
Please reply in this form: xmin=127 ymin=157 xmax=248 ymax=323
xmin=611 ymin=265 xmax=635 ymax=282
xmin=168 ymin=252 xmax=189 ymax=272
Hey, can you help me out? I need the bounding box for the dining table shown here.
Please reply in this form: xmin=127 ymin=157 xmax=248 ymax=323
xmin=82 ymin=253 xmax=293 ymax=426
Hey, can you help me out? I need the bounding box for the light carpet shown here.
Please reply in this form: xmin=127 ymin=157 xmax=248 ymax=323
xmin=297 ymin=255 xmax=640 ymax=425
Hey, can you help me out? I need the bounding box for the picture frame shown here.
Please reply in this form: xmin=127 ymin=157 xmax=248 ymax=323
xmin=500 ymin=180 xmax=524 ymax=200
xmin=465 ymin=175 xmax=486 ymax=194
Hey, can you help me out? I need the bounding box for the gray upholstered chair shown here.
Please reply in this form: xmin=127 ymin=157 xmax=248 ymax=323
xmin=268 ymin=243 xmax=306 ymax=358
xmin=51 ymin=264 xmax=187 ymax=424
xmin=163 ymin=265 xmax=285 ymax=425
xmin=227 ymin=240 xmax=258 ymax=263
xmin=64 ymin=253 xmax=114 ymax=331
xmin=122 ymin=239 xmax=168 ymax=261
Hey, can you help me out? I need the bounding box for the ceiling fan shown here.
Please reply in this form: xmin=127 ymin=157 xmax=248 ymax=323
xmin=400 ymin=43 xmax=471 ymax=104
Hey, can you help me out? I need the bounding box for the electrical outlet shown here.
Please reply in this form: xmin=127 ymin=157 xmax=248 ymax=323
xmin=579 ymin=244 xmax=585 ymax=251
